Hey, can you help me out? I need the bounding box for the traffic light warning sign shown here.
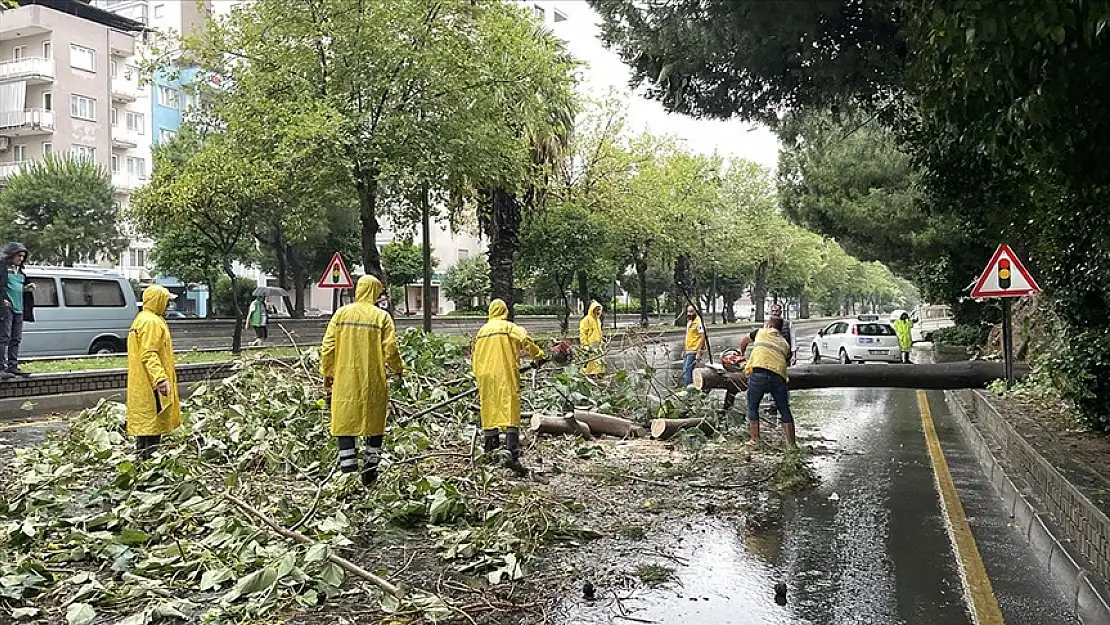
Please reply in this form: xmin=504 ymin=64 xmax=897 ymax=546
xmin=317 ymin=252 xmax=354 ymax=289
xmin=970 ymin=244 xmax=1040 ymax=298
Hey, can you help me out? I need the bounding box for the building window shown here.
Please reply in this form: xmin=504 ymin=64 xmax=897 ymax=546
xmin=42 ymin=92 xmax=52 ymax=111
xmin=553 ymin=8 xmax=567 ymax=22
xmin=69 ymin=44 xmax=96 ymax=72
xmin=158 ymin=128 xmax=177 ymax=144
xmin=41 ymin=142 xmax=52 ymax=157
xmin=153 ymin=3 xmax=165 ymax=18
xmin=12 ymin=46 xmax=25 ymax=61
xmin=111 ymin=154 xmax=120 ymax=173
xmin=157 ymin=86 xmax=179 ymax=109
xmin=128 ymin=248 xmax=147 ymax=267
xmin=42 ymin=41 xmax=52 ymax=60
xmin=458 ymin=249 xmax=470 ymax=261
xmin=126 ymin=156 xmax=146 ymax=178
xmin=61 ymin=279 xmax=127 ymax=308
xmin=12 ymin=145 xmax=26 ymax=161
xmin=181 ymin=92 xmax=194 ymax=111
xmin=110 ymin=107 xmax=118 ymax=126
xmin=533 ymin=4 xmax=544 ymax=20
xmin=73 ymin=145 xmax=96 ymax=162
xmin=110 ymin=60 xmax=118 ymax=78
xmin=70 ymin=94 xmax=96 ymax=121
xmin=126 ymin=111 xmax=144 ymax=134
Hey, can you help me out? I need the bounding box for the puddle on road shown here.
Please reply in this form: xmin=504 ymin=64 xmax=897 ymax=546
xmin=555 ymin=517 xmax=811 ymax=625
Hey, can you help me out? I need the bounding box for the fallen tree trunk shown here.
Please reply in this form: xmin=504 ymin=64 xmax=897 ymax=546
xmin=573 ymin=410 xmax=646 ymax=438
xmin=651 ymin=417 xmax=715 ymax=440
xmin=693 ymin=362 xmax=1028 ymax=392
xmin=529 ymin=413 xmax=593 ymax=439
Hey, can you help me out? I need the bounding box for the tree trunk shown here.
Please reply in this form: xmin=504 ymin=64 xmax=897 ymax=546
xmin=693 ymin=362 xmax=1030 ymax=392
xmin=634 ymin=250 xmax=649 ymax=327
xmin=421 ymin=184 xmax=433 ymax=332
xmin=529 ymin=413 xmax=592 ymax=439
xmin=559 ymin=276 xmax=571 ymax=335
xmin=225 ymin=265 xmax=244 ymax=354
xmin=651 ymin=417 xmax=715 ymax=440
xmin=799 ymin=295 xmax=810 ymax=320
xmin=287 ymin=246 xmax=307 ymax=319
xmin=356 ymin=167 xmax=385 ymax=281
xmin=576 ymin=270 xmax=589 ymax=316
xmin=482 ymin=188 xmax=520 ymax=319
xmin=573 ymin=410 xmax=646 ymax=438
xmin=753 ymin=261 xmax=767 ymax=322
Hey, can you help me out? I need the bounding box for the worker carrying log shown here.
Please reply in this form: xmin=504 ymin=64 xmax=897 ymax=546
xmin=126 ymin=285 xmax=180 ymax=459
xmin=579 ymin=300 xmax=605 ymax=375
xmin=739 ymin=316 xmax=796 ymax=448
xmin=321 ymin=275 xmax=406 ymax=487
xmin=473 ymin=299 xmax=546 ymax=475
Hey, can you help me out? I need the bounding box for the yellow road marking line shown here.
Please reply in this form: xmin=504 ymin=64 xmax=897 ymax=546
xmin=0 ymin=416 xmax=67 ymax=431
xmin=918 ymin=390 xmax=1005 ymax=625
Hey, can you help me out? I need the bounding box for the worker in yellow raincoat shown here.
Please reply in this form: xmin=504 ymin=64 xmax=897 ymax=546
xmin=579 ymin=301 xmax=605 ymax=375
xmin=472 ymin=299 xmax=545 ymax=475
xmin=126 ymin=285 xmax=180 ymax=459
xmin=321 ymin=275 xmax=405 ymax=486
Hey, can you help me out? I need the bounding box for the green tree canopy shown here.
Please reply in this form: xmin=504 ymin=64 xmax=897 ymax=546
xmin=441 ymin=255 xmax=490 ymax=311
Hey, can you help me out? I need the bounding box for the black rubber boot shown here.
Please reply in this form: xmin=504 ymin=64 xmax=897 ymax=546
xmin=361 ymin=435 xmax=383 ymax=486
xmin=337 ymin=436 xmax=358 ymax=474
xmin=136 ymin=435 xmax=160 ymax=460
xmin=504 ymin=428 xmax=527 ymax=477
xmin=483 ymin=429 xmax=501 ymax=454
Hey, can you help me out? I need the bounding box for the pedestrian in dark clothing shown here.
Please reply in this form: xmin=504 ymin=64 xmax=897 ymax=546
xmin=0 ymin=243 xmax=35 ymax=379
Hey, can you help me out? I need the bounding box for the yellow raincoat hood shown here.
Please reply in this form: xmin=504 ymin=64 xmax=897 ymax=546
xmin=320 ymin=274 xmax=405 ymax=437
xmin=142 ymin=285 xmax=172 ymax=316
xmin=356 ymin=275 xmax=383 ymax=304
xmin=473 ymin=299 xmax=544 ymax=430
xmin=579 ymin=301 xmax=605 ymax=375
xmin=127 ymin=285 xmax=180 ymax=436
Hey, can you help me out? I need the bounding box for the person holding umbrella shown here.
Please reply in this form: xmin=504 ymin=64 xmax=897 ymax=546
xmin=247 ymin=293 xmax=269 ymax=347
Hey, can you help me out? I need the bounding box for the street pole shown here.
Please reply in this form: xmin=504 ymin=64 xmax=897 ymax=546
xmin=421 ymin=184 xmax=433 ymax=333
xmin=1002 ymin=298 xmax=1014 ymax=389
xmin=332 ymin=288 xmax=339 ymax=316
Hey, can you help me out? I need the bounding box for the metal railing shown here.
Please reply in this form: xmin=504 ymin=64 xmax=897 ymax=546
xmin=0 ymin=109 xmax=54 ymax=131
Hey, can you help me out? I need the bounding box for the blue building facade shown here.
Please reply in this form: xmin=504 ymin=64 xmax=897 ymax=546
xmin=151 ymin=66 xmax=198 ymax=145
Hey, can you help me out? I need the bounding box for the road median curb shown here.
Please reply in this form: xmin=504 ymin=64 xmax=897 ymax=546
xmin=945 ymin=389 xmax=1110 ymax=624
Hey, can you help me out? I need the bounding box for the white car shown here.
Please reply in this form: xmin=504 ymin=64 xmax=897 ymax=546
xmin=810 ymin=315 xmax=902 ymax=364
xmin=911 ymin=304 xmax=955 ymax=342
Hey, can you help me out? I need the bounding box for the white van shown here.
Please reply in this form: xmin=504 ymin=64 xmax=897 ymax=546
xmin=911 ymin=304 xmax=955 ymax=343
xmin=21 ymin=266 xmax=137 ymax=357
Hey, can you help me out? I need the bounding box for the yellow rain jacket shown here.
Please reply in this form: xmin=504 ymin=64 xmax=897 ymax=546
xmin=126 ymin=285 xmax=180 ymax=436
xmin=473 ymin=299 xmax=544 ymax=430
xmin=893 ymin=318 xmax=914 ymax=352
xmin=321 ymin=275 xmax=404 ymax=437
xmin=579 ymin=301 xmax=605 ymax=375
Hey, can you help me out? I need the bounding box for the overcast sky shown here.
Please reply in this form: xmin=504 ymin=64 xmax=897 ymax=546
xmin=546 ymin=0 xmax=781 ymax=171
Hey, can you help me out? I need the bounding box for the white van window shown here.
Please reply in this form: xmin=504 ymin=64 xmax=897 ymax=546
xmin=28 ymin=277 xmax=59 ymax=306
xmin=61 ymin=279 xmax=127 ymax=307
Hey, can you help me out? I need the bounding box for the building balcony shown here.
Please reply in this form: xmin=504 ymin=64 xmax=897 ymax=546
xmin=0 ymin=109 xmax=54 ymax=136
xmin=111 ymin=126 xmax=141 ymax=148
xmin=111 ymin=77 xmax=139 ymax=102
xmin=0 ymin=57 xmax=54 ymax=84
xmin=112 ymin=172 xmax=148 ymax=192
xmin=0 ymin=161 xmax=32 ymax=184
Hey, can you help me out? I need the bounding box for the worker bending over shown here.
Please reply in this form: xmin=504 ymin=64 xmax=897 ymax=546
xmin=321 ymin=275 xmax=405 ymax=487
xmin=579 ymin=301 xmax=605 ymax=375
xmin=473 ymin=299 xmax=546 ymax=475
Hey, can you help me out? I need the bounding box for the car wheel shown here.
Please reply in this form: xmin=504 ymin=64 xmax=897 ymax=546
xmin=90 ymin=339 xmax=121 ymax=356
xmin=839 ymin=348 xmax=852 ymax=365
xmin=811 ymin=345 xmax=821 ymax=363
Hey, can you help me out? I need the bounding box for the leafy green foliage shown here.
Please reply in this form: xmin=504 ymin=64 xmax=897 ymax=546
xmin=441 ymin=256 xmax=490 ymax=311
xmin=933 ymin=324 xmax=987 ymax=348
xmin=212 ymin=276 xmax=257 ymax=318
xmin=0 ymin=155 xmax=124 ymax=266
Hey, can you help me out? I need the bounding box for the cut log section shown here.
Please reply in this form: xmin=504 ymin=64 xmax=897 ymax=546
xmin=650 ymin=417 xmax=716 ymax=440
xmin=693 ymin=362 xmax=1028 ymax=392
xmin=573 ymin=410 xmax=646 ymax=438
xmin=529 ymin=413 xmax=593 ymax=439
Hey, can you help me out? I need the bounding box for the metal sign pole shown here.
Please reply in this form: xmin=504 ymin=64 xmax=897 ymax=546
xmin=333 ymin=288 xmax=340 ymax=315
xmin=1002 ymin=298 xmax=1014 ymax=389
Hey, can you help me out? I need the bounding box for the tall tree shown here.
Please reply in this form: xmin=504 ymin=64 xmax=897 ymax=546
xmin=381 ymin=240 xmax=436 ymax=314
xmin=0 ymin=155 xmax=125 ymax=266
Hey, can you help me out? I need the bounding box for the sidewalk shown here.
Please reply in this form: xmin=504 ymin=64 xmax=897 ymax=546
xmin=947 ymin=389 xmax=1110 ymax=623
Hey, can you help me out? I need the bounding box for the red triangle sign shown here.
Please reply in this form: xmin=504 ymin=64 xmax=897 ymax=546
xmin=970 ymin=244 xmax=1040 ymax=298
xmin=317 ymin=252 xmax=354 ymax=289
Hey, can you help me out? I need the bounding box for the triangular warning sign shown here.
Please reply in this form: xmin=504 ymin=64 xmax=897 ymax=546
xmin=317 ymin=252 xmax=354 ymax=289
xmin=970 ymin=244 xmax=1040 ymax=298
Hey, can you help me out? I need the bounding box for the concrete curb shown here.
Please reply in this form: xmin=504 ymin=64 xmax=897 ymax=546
xmin=944 ymin=390 xmax=1110 ymax=624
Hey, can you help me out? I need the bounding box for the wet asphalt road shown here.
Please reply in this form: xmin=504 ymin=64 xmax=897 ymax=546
xmin=1 ymin=321 xmax=1083 ymax=623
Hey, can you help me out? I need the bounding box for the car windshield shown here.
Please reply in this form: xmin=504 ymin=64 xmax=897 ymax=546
xmin=857 ymin=323 xmax=895 ymax=336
